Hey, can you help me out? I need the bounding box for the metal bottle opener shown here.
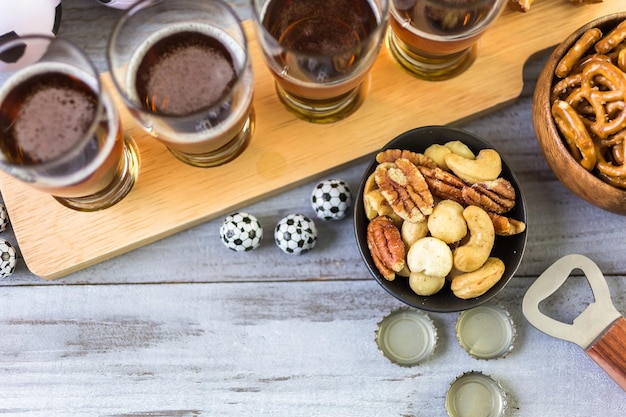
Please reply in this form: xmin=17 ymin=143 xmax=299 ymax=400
xmin=522 ymin=254 xmax=626 ymax=391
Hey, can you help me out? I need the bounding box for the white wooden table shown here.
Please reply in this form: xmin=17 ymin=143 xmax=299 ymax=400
xmin=0 ymin=1 xmax=625 ymax=416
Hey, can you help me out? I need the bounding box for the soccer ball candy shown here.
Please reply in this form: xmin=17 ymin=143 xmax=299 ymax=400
xmin=96 ymin=0 xmax=137 ymax=10
xmin=274 ymin=214 xmax=317 ymax=255
xmin=0 ymin=0 xmax=62 ymax=72
xmin=0 ymin=203 xmax=9 ymax=233
xmin=0 ymin=239 xmax=16 ymax=278
xmin=220 ymin=212 xmax=263 ymax=252
xmin=311 ymin=179 xmax=352 ymax=220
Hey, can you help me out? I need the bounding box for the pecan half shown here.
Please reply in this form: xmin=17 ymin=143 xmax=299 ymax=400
xmin=488 ymin=212 xmax=527 ymax=236
xmin=366 ymin=216 xmax=406 ymax=281
xmin=418 ymin=165 xmax=467 ymax=205
xmin=375 ymin=158 xmax=434 ymax=223
xmin=376 ymin=149 xmax=438 ymax=168
xmin=462 ymin=178 xmax=516 ymax=214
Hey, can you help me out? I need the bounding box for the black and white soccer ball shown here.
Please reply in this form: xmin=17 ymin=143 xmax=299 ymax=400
xmin=0 ymin=238 xmax=17 ymax=278
xmin=0 ymin=0 xmax=62 ymax=72
xmin=311 ymin=179 xmax=352 ymax=220
xmin=220 ymin=212 xmax=263 ymax=252
xmin=96 ymin=0 xmax=136 ymax=10
xmin=0 ymin=203 xmax=9 ymax=233
xmin=274 ymin=214 xmax=317 ymax=255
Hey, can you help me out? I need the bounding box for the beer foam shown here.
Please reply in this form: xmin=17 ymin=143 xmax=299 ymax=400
xmin=0 ymin=62 xmax=120 ymax=188
xmin=125 ymin=23 xmax=254 ymax=145
xmin=145 ymin=42 xmax=236 ymax=116
xmin=15 ymin=84 xmax=96 ymax=162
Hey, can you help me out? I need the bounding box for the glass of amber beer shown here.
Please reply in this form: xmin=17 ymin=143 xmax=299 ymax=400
xmin=387 ymin=0 xmax=507 ymax=81
xmin=251 ymin=0 xmax=389 ymax=124
xmin=0 ymin=36 xmax=139 ymax=212
xmin=107 ymin=0 xmax=254 ymax=168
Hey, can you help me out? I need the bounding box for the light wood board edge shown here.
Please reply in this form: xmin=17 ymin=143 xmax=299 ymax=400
xmin=0 ymin=2 xmax=620 ymax=279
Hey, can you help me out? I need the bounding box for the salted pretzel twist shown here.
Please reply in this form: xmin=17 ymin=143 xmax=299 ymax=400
xmin=549 ymin=18 xmax=626 ymax=188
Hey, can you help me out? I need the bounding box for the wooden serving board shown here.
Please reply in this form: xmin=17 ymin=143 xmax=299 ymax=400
xmin=0 ymin=1 xmax=622 ymax=280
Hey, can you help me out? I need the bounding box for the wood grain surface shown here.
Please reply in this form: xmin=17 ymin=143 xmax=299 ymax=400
xmin=1 ymin=2 xmax=626 ymax=416
xmin=1 ymin=1 xmax=623 ymax=279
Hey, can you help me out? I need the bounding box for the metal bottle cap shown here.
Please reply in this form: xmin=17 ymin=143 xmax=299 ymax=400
xmin=375 ymin=307 xmax=437 ymax=367
xmin=455 ymin=303 xmax=516 ymax=360
xmin=446 ymin=371 xmax=508 ymax=417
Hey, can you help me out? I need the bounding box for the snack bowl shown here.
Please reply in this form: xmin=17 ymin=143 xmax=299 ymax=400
xmin=354 ymin=126 xmax=527 ymax=313
xmin=533 ymin=12 xmax=626 ymax=215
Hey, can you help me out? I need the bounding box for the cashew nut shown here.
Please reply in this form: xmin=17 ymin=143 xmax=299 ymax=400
xmin=407 ymin=236 xmax=453 ymax=278
xmin=451 ymin=257 xmax=505 ymax=299
xmin=409 ymin=271 xmax=446 ymax=296
xmin=453 ymin=205 xmax=495 ymax=272
xmin=444 ymin=140 xmax=475 ymax=160
xmin=427 ymin=200 xmax=467 ymax=244
xmin=444 ymin=148 xmax=502 ymax=184
xmin=424 ymin=144 xmax=452 ymax=170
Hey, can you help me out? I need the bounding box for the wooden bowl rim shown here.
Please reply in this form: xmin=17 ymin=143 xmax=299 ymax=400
xmin=533 ymin=12 xmax=626 ymax=214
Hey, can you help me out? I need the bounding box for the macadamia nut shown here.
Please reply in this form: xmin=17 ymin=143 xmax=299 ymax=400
xmin=407 ymin=236 xmax=453 ymax=278
xmin=401 ymin=219 xmax=429 ymax=248
xmin=428 ymin=200 xmax=467 ymax=244
xmin=409 ymin=271 xmax=446 ymax=296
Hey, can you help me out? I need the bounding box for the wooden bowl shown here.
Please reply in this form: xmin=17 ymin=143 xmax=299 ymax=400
xmin=533 ymin=12 xmax=626 ymax=215
xmin=354 ymin=126 xmax=527 ymax=313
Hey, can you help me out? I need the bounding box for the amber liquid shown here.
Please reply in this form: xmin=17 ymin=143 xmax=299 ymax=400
xmin=0 ymin=67 xmax=126 ymax=199
xmin=261 ymin=0 xmax=381 ymax=101
xmin=128 ymin=25 xmax=253 ymax=156
xmin=390 ymin=0 xmax=496 ymax=56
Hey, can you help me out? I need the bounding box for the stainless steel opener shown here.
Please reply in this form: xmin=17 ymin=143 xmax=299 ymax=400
xmin=522 ymin=254 xmax=626 ymax=391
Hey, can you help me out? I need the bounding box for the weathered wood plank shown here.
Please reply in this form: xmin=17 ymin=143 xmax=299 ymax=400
xmin=0 ymin=278 xmax=624 ymax=416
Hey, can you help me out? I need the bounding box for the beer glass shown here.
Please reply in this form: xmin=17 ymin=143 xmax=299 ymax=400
xmin=0 ymin=36 xmax=139 ymax=212
xmin=251 ymin=0 xmax=389 ymax=124
xmin=107 ymin=0 xmax=254 ymax=167
xmin=387 ymin=0 xmax=507 ymax=81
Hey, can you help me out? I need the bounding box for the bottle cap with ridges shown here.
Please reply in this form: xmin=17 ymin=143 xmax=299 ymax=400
xmin=375 ymin=307 xmax=437 ymax=367
xmin=445 ymin=371 xmax=508 ymax=417
xmin=455 ymin=303 xmax=516 ymax=360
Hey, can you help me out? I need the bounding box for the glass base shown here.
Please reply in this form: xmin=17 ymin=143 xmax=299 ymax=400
xmin=54 ymin=135 xmax=140 ymax=212
xmin=386 ymin=30 xmax=478 ymax=82
xmin=168 ymin=109 xmax=255 ymax=168
xmin=275 ymin=79 xmax=368 ymax=124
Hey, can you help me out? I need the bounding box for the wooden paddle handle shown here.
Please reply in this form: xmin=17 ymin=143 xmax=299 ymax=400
xmin=586 ymin=316 xmax=626 ymax=391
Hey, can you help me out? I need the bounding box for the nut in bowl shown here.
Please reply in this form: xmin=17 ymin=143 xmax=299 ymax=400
xmin=533 ymin=12 xmax=626 ymax=214
xmin=354 ymin=126 xmax=527 ymax=312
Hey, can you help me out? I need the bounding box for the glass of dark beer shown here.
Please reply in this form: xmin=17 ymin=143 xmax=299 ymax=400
xmin=387 ymin=0 xmax=507 ymax=81
xmin=107 ymin=0 xmax=254 ymax=168
xmin=251 ymin=0 xmax=389 ymax=124
xmin=0 ymin=36 xmax=139 ymax=212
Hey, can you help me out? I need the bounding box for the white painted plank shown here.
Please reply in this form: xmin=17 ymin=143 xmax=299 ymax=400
xmin=1 ymin=278 xmax=624 ymax=416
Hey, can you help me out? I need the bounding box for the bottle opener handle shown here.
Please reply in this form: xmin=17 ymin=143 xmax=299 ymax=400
xmin=522 ymin=254 xmax=626 ymax=391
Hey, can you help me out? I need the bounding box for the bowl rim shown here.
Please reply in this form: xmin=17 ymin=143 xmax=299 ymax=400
xmin=354 ymin=125 xmax=528 ymax=313
xmin=533 ymin=12 xmax=626 ymax=214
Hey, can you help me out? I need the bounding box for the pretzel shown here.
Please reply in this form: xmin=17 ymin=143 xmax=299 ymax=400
xmin=552 ymin=99 xmax=597 ymax=170
xmin=556 ymin=28 xmax=602 ymax=78
xmin=548 ymin=19 xmax=626 ymax=188
xmin=595 ymin=19 xmax=626 ymax=54
xmin=597 ymin=140 xmax=626 ymax=177
xmin=618 ymin=48 xmax=626 ymax=72
xmin=579 ymin=60 xmax=626 ymax=138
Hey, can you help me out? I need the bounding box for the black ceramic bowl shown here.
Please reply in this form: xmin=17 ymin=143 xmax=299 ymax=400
xmin=354 ymin=126 xmax=527 ymax=312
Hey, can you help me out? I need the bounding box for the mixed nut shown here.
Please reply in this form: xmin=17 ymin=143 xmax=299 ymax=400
xmin=364 ymin=141 xmax=526 ymax=299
